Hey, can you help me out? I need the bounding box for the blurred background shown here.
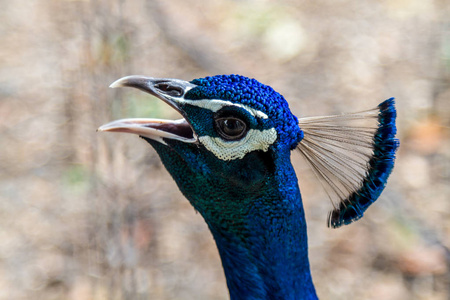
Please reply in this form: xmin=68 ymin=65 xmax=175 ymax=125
xmin=0 ymin=0 xmax=449 ymax=299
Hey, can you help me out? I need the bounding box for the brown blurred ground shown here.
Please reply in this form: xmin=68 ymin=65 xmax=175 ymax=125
xmin=0 ymin=0 xmax=449 ymax=299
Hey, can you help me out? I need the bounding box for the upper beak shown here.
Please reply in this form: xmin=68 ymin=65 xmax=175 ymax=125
xmin=98 ymin=76 xmax=198 ymax=145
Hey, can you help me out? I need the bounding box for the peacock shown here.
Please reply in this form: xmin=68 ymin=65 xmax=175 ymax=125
xmin=98 ymin=74 xmax=398 ymax=299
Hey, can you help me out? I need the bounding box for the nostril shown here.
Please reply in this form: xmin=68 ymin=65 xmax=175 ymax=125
xmin=154 ymin=83 xmax=183 ymax=97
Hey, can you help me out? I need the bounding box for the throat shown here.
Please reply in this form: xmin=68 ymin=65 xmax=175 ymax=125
xmin=209 ymin=194 xmax=317 ymax=299
xmin=207 ymin=164 xmax=318 ymax=299
xmin=151 ymin=142 xmax=318 ymax=299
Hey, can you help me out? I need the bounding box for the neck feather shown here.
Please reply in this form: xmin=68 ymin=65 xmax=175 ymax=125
xmin=150 ymin=141 xmax=318 ymax=299
xmin=208 ymin=151 xmax=318 ymax=300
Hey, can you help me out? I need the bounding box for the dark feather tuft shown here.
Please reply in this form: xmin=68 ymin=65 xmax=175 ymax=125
xmin=296 ymin=98 xmax=399 ymax=228
xmin=327 ymin=98 xmax=399 ymax=228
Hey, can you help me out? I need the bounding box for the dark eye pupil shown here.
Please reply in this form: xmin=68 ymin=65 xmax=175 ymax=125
xmin=223 ymin=119 xmax=243 ymax=134
xmin=216 ymin=118 xmax=247 ymax=140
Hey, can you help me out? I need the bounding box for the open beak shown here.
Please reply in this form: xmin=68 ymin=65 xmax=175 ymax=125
xmin=98 ymin=76 xmax=198 ymax=145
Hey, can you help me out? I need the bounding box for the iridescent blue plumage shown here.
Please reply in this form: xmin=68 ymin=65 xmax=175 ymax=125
xmin=187 ymin=75 xmax=304 ymax=150
xmin=99 ymin=74 xmax=398 ymax=300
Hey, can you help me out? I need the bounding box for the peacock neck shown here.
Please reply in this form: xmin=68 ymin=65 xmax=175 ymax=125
xmin=150 ymin=141 xmax=318 ymax=299
xmin=206 ymin=150 xmax=318 ymax=300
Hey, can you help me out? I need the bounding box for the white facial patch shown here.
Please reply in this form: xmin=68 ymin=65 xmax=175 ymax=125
xmin=199 ymin=128 xmax=277 ymax=161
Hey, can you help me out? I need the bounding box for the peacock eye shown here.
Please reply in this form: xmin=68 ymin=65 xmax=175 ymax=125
xmin=215 ymin=117 xmax=248 ymax=140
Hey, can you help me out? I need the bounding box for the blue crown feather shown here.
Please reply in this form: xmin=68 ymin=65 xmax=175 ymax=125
xmin=297 ymin=98 xmax=399 ymax=228
xmin=327 ymin=98 xmax=399 ymax=227
xmin=187 ymin=75 xmax=304 ymax=150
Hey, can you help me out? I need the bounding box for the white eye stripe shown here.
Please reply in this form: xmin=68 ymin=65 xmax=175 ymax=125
xmin=178 ymin=98 xmax=269 ymax=119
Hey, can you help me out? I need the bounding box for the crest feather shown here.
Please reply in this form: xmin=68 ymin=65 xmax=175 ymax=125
xmin=297 ymin=98 xmax=399 ymax=228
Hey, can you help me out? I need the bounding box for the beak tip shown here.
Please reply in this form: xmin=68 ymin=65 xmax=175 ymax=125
xmin=109 ymin=80 xmax=123 ymax=89
xmin=97 ymin=125 xmax=108 ymax=132
xmin=110 ymin=76 xmax=135 ymax=88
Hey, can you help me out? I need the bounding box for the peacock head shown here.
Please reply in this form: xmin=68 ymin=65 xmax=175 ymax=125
xmin=99 ymin=75 xmax=301 ymax=182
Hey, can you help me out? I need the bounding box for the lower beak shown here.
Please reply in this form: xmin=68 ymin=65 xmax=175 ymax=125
xmin=98 ymin=118 xmax=196 ymax=145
